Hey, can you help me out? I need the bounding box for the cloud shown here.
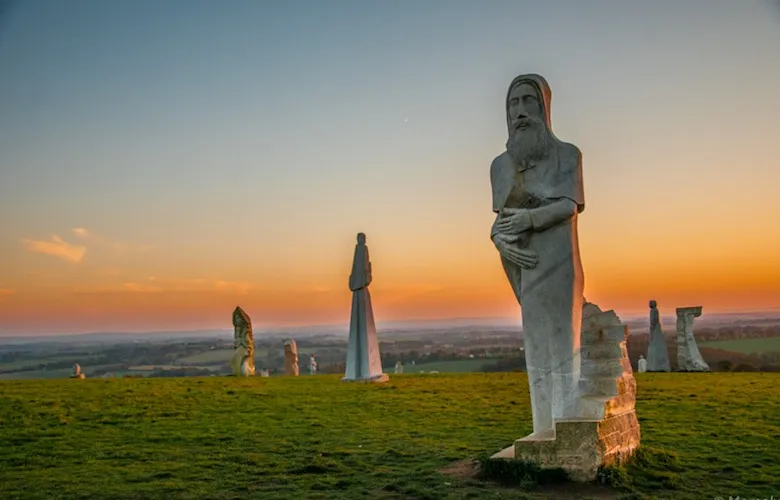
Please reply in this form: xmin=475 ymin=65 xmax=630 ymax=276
xmin=0 ymin=289 xmax=14 ymax=301
xmin=172 ymin=278 xmax=252 ymax=295
xmin=121 ymin=282 xmax=163 ymax=293
xmin=73 ymin=278 xmax=253 ymax=295
xmin=22 ymin=235 xmax=86 ymax=263
xmin=71 ymin=227 xmax=152 ymax=254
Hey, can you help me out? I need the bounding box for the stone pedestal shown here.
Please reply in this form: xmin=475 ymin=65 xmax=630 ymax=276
xmin=512 ymin=412 xmax=640 ymax=482
xmin=492 ymin=303 xmax=640 ymax=482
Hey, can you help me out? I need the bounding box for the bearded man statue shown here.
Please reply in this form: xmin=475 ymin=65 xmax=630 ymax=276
xmin=490 ymin=74 xmax=585 ymax=438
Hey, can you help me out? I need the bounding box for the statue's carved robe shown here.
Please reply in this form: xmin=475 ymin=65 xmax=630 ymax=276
xmin=489 ymin=73 xmax=585 ymax=435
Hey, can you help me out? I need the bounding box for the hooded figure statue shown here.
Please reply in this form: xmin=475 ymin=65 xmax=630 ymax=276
xmin=489 ymin=74 xmax=585 ymax=438
xmin=342 ymin=233 xmax=388 ymax=383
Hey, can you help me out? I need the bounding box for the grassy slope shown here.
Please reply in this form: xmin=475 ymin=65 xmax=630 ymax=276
xmin=1 ymin=373 xmax=778 ymax=500
xmin=700 ymin=336 xmax=780 ymax=354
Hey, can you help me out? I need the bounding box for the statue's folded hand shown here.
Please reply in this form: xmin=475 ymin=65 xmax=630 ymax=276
xmin=494 ymin=238 xmax=538 ymax=269
xmin=496 ymin=208 xmax=533 ymax=235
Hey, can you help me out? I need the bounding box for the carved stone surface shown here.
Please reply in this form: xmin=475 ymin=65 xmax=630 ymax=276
xmin=490 ymin=74 xmax=585 ymax=436
xmin=646 ymin=300 xmax=671 ymax=371
xmin=675 ymin=306 xmax=709 ymax=371
xmin=342 ymin=233 xmax=388 ymax=383
xmin=491 ymin=303 xmax=641 ymax=482
xmin=71 ymin=363 xmax=85 ymax=380
xmin=637 ymin=355 xmax=647 ymax=373
xmin=284 ymin=339 xmax=299 ymax=376
xmin=231 ymin=307 xmax=255 ymax=377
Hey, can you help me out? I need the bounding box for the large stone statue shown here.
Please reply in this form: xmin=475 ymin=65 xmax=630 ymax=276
xmin=342 ymin=233 xmax=388 ymax=383
xmin=488 ymin=75 xmax=639 ymax=481
xmin=676 ymin=306 xmax=709 ymax=371
xmin=490 ymin=73 xmax=585 ymax=436
xmin=230 ymin=307 xmax=255 ymax=376
xmin=284 ymin=339 xmax=299 ymax=376
xmin=646 ymin=300 xmax=671 ymax=371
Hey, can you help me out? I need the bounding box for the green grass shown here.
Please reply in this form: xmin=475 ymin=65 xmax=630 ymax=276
xmin=398 ymin=359 xmax=491 ymax=373
xmin=701 ymin=336 xmax=780 ymax=354
xmin=0 ymin=373 xmax=778 ymax=499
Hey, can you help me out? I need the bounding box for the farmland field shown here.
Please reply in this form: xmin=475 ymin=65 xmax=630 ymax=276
xmin=700 ymin=336 xmax=780 ymax=354
xmin=1 ymin=373 xmax=778 ymax=499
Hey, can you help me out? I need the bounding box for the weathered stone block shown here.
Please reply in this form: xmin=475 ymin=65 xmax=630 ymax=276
xmin=512 ymin=411 xmax=640 ymax=482
xmin=581 ymin=325 xmax=627 ymax=344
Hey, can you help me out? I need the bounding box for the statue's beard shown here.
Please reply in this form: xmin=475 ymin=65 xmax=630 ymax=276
xmin=506 ymin=117 xmax=552 ymax=166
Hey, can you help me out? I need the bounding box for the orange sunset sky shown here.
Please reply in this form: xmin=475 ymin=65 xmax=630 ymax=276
xmin=1 ymin=1 xmax=779 ymax=335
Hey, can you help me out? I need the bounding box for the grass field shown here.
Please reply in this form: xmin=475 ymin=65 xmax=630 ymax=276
xmin=1 ymin=373 xmax=778 ymax=499
xmin=701 ymin=336 xmax=780 ymax=354
xmin=397 ymin=359 xmax=491 ymax=373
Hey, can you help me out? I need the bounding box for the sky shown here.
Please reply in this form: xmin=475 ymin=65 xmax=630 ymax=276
xmin=1 ymin=0 xmax=779 ymax=335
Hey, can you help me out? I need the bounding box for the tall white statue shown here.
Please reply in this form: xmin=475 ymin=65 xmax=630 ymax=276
xmin=490 ymin=74 xmax=585 ymax=437
xmin=645 ymin=300 xmax=671 ymax=371
xmin=342 ymin=233 xmax=388 ymax=383
xmin=676 ymin=306 xmax=709 ymax=371
xmin=488 ymin=75 xmax=639 ymax=482
xmin=637 ymin=355 xmax=647 ymax=373
xmin=231 ymin=306 xmax=255 ymax=376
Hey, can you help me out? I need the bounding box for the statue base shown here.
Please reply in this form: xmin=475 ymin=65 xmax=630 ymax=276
xmin=489 ymin=303 xmax=641 ymax=483
xmin=341 ymin=373 xmax=389 ymax=383
xmin=490 ymin=411 xmax=640 ymax=482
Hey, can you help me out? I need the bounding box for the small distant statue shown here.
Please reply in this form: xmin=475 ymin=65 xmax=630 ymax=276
xmin=259 ymin=369 xmax=270 ymax=377
xmin=70 ymin=363 xmax=85 ymax=380
xmin=231 ymin=306 xmax=255 ymax=376
xmin=309 ymin=355 xmax=318 ymax=376
xmin=675 ymin=306 xmax=710 ymax=371
xmin=394 ymin=361 xmax=404 ymax=374
xmin=645 ymin=300 xmax=671 ymax=371
xmin=637 ymin=355 xmax=647 ymax=373
xmin=284 ymin=339 xmax=299 ymax=376
xmin=342 ymin=232 xmax=388 ymax=383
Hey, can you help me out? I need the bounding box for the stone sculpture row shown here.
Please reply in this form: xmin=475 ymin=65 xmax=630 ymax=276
xmin=640 ymin=301 xmax=710 ymax=372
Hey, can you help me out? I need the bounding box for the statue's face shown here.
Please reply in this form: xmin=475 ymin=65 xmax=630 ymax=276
xmin=649 ymin=300 xmax=657 ymax=309
xmin=357 ymin=233 xmax=366 ymax=245
xmin=506 ymin=81 xmax=550 ymax=165
xmin=508 ymin=82 xmax=543 ymax=130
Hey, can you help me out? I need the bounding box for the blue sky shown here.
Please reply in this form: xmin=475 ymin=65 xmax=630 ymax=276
xmin=1 ymin=0 xmax=779 ymax=333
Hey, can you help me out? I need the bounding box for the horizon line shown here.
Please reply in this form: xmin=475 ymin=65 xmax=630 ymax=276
xmin=2 ymin=307 xmax=780 ymax=339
